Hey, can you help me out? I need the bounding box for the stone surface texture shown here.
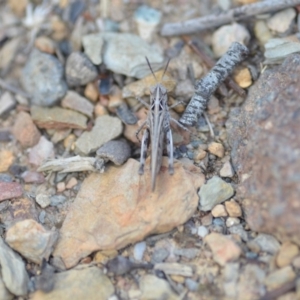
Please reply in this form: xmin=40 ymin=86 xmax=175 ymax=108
xmin=53 ymin=158 xmax=202 ymax=268
xmin=226 ymin=54 xmax=300 ymax=245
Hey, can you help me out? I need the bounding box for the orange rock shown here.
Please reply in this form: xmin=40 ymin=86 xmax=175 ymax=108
xmin=53 ymin=158 xmax=203 ymax=268
xmin=0 ymin=150 xmax=14 ymax=172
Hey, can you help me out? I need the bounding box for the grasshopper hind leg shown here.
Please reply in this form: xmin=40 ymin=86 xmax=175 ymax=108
xmin=166 ymin=129 xmax=174 ymax=175
xmin=138 ymin=128 xmax=150 ymax=175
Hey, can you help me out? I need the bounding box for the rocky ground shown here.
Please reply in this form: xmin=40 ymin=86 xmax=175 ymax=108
xmin=0 ymin=0 xmax=300 ymax=299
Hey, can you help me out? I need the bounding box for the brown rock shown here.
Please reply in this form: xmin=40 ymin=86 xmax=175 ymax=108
xmin=208 ymin=142 xmax=225 ymax=158
xmin=84 ymin=83 xmax=99 ymax=102
xmin=31 ymin=106 xmax=87 ymax=129
xmin=12 ymin=111 xmax=41 ymax=148
xmin=264 ymin=266 xmax=296 ymax=291
xmin=225 ymin=200 xmax=242 ymax=218
xmin=94 ymin=103 xmax=108 ymax=117
xmin=0 ymin=182 xmax=23 ymax=201
xmin=211 ymin=204 xmax=228 ymax=217
xmin=219 ymin=161 xmax=234 ymax=178
xmin=233 ymin=67 xmax=252 ymax=88
xmin=194 ymin=149 xmax=207 ymax=161
xmin=227 ymin=54 xmax=300 ymax=245
xmin=6 ymin=219 xmax=58 ymax=264
xmin=66 ymin=177 xmax=78 ymax=189
xmin=276 ymin=242 xmax=299 ymax=268
xmin=34 ymin=36 xmax=55 ymax=54
xmin=21 ymin=171 xmax=45 ymax=184
xmin=0 ymin=150 xmax=14 ymax=172
xmin=204 ymin=233 xmax=242 ymax=266
xmin=53 ymin=158 xmax=202 ymax=268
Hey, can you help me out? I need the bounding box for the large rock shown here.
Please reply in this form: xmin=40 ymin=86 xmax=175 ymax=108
xmin=226 ymin=54 xmax=300 ymax=245
xmin=53 ymin=158 xmax=203 ymax=268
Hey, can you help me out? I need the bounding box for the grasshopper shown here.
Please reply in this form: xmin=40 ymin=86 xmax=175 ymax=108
xmin=136 ymin=58 xmax=186 ymax=191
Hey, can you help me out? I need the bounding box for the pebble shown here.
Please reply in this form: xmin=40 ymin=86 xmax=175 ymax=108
xmin=208 ymin=142 xmax=225 ymax=158
xmin=31 ymin=106 xmax=87 ymax=130
xmin=228 ymin=224 xmax=248 ymax=242
xmin=94 ymin=103 xmax=108 ymax=116
xmin=254 ymin=20 xmax=273 ymax=45
xmin=264 ymin=266 xmax=296 ymax=291
xmin=212 ymin=23 xmax=250 ymax=57
xmin=29 ymin=136 xmax=55 ymax=166
xmin=134 ymin=5 xmax=162 ymax=42
xmin=185 ymin=278 xmax=199 ymax=292
xmin=267 ymin=8 xmax=296 ymax=34
xmin=201 ymin=213 xmax=213 ymax=226
xmin=233 ymin=67 xmax=252 ymax=88
xmin=224 ymin=200 xmax=242 ymax=217
xmin=39 ymin=210 xmax=46 ymax=224
xmin=51 ymin=129 xmax=72 ymax=144
xmin=205 ymin=232 xmax=242 ymax=266
xmin=84 ymin=83 xmax=99 ymax=102
xmin=0 ymin=130 xmax=12 ymax=142
xmin=36 ymin=193 xmax=51 ymax=208
xmin=82 ymin=33 xmax=104 ymax=65
xmin=65 ymin=52 xmax=98 ymax=87
xmin=0 ymin=37 xmax=21 ymax=73
xmin=198 ymin=176 xmax=234 ymax=211
xmin=219 ymin=161 xmax=234 ymax=178
xmin=154 ymin=263 xmax=193 ymax=277
xmin=133 ymin=241 xmax=146 ymax=261
xmin=116 ymin=103 xmax=138 ymax=125
xmin=139 ymin=275 xmax=178 ymax=300
xmin=21 ymin=49 xmax=67 ymax=106
xmin=0 ymin=174 xmax=13 ymax=182
xmin=31 ymin=267 xmax=114 ymax=300
xmin=101 ymin=32 xmax=164 ymax=78
xmin=197 ymin=226 xmax=208 ymax=238
xmin=108 ymin=85 xmax=123 ymax=108
xmin=12 ymin=111 xmax=41 ymax=148
xmin=194 ymin=149 xmax=207 ymax=161
xmin=252 ymin=233 xmax=280 ymax=254
xmin=0 ymin=237 xmax=29 ymax=296
xmin=211 ymin=204 xmax=228 ymax=217
xmin=61 ymin=91 xmax=94 ymax=118
xmin=174 ymin=248 xmax=199 ymax=259
xmin=66 ymin=177 xmax=78 ymax=189
xmin=34 ymin=36 xmax=56 ymax=54
xmin=0 ymin=274 xmax=13 ymax=300
xmin=0 ymin=182 xmax=23 ymax=201
xmin=151 ymin=248 xmax=170 ymax=264
xmin=53 ymin=158 xmax=202 ymax=268
xmin=75 ymin=115 xmax=123 ymax=155
xmin=226 ymin=217 xmax=240 ymax=227
xmin=0 ymin=150 xmax=14 ymax=173
xmin=6 ymin=219 xmax=58 ymax=264
xmin=276 ymin=242 xmax=299 ymax=268
xmin=292 ymin=256 xmax=300 ymax=269
xmin=56 ymin=182 xmax=66 ymax=193
xmin=21 ymin=171 xmax=45 ymax=184
xmin=0 ymin=92 xmax=16 ymax=116
xmin=50 ymin=195 xmax=67 ymax=206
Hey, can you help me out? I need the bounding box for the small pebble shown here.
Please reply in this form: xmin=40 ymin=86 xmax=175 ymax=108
xmin=233 ymin=68 xmax=252 ymax=88
xmin=0 ymin=150 xmax=14 ymax=173
xmin=36 ymin=194 xmax=51 ymax=209
xmin=267 ymin=8 xmax=296 ymax=34
xmin=116 ymin=103 xmax=138 ymax=125
xmin=208 ymin=142 xmax=225 ymax=158
xmin=0 ymin=92 xmax=16 ymax=116
xmin=151 ymin=248 xmax=169 ymax=264
xmin=133 ymin=241 xmax=146 ymax=261
xmin=84 ymin=83 xmax=99 ymax=102
xmin=0 ymin=182 xmax=23 ymax=201
xmin=197 ymin=226 xmax=208 ymax=238
xmin=292 ymin=256 xmax=300 ymax=269
xmin=185 ymin=278 xmax=199 ymax=291
xmin=56 ymin=182 xmax=66 ymax=193
xmin=50 ymin=195 xmax=67 ymax=206
xmin=211 ymin=204 xmax=228 ymax=217
xmin=264 ymin=266 xmax=296 ymax=291
xmin=21 ymin=171 xmax=45 ymax=184
xmin=39 ymin=211 xmax=46 ymax=224
xmin=254 ymin=20 xmax=273 ymax=45
xmin=194 ymin=149 xmax=207 ymax=161
xmin=201 ymin=214 xmax=213 ymax=226
xmin=66 ymin=177 xmax=78 ymax=189
xmin=225 ymin=200 xmax=242 ymax=217
xmin=94 ymin=103 xmax=108 ymax=116
xmin=226 ymin=217 xmax=240 ymax=227
xmin=228 ymin=224 xmax=248 ymax=242
xmin=29 ymin=136 xmax=55 ymax=166
xmin=252 ymin=233 xmax=280 ymax=254
xmin=34 ymin=36 xmax=55 ymax=54
xmin=276 ymin=242 xmax=299 ymax=268
xmin=219 ymin=161 xmax=234 ymax=178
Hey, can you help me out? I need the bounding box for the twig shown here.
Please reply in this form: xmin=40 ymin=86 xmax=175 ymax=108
xmin=179 ymin=42 xmax=249 ymax=127
xmin=182 ymin=35 xmax=245 ymax=97
xmin=0 ymin=78 xmax=30 ymax=98
xmin=161 ymin=0 xmax=300 ymax=36
xmin=260 ymin=279 xmax=297 ymax=300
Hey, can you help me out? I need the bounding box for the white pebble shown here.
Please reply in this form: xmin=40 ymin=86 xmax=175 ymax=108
xmin=226 ymin=217 xmax=240 ymax=227
xmin=197 ymin=226 xmax=208 ymax=238
xmin=133 ymin=241 xmax=146 ymax=261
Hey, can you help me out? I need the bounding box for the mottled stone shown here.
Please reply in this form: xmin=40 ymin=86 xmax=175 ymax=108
xmin=0 ymin=182 xmax=23 ymax=201
xmin=53 ymin=158 xmax=202 ymax=268
xmin=6 ymin=219 xmax=58 ymax=264
xmin=227 ymin=54 xmax=300 ymax=245
xmin=205 ymin=233 xmax=242 ymax=266
xmin=21 ymin=49 xmax=67 ymax=106
xmin=31 ymin=267 xmax=114 ymax=300
xmin=198 ymin=176 xmax=234 ymax=211
xmin=82 ymin=33 xmax=104 ymax=65
xmin=31 ymin=106 xmax=87 ymax=130
xmin=12 ymin=111 xmax=41 ymax=148
xmin=75 ymin=115 xmax=122 ymax=155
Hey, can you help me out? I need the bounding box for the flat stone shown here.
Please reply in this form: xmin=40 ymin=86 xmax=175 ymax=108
xmin=198 ymin=176 xmax=234 ymax=211
xmin=21 ymin=171 xmax=45 ymax=184
xmin=82 ymin=33 xmax=104 ymax=65
xmin=252 ymin=233 xmax=280 ymax=254
xmin=0 ymin=237 xmax=29 ymax=296
xmin=75 ymin=115 xmax=122 ymax=155
xmin=84 ymin=83 xmax=99 ymax=102
xmin=65 ymin=52 xmax=98 ymax=87
xmin=0 ymin=92 xmax=16 ymax=116
xmin=36 ymin=193 xmax=51 ymax=208
xmin=208 ymin=142 xmax=225 ymax=158
xmin=264 ymin=266 xmax=296 ymax=291
xmin=0 ymin=37 xmax=21 ymax=72
xmin=139 ymin=275 xmax=179 ymax=300
xmin=205 ymin=232 xmax=242 ymax=266
xmin=31 ymin=106 xmax=87 ymax=129
xmin=0 ymin=182 xmax=23 ymax=201
xmin=6 ymin=219 xmax=58 ymax=264
xmin=31 ymin=267 xmax=114 ymax=300
xmin=12 ymin=111 xmax=41 ymax=148
xmin=267 ymin=8 xmax=296 ymax=34
xmin=225 ymin=200 xmax=242 ymax=217
xmin=61 ymin=91 xmax=94 ymax=118
xmin=276 ymin=242 xmax=299 ymax=268
xmin=21 ymin=49 xmax=67 ymax=106
xmin=211 ymin=204 xmax=228 ymax=217
xmin=29 ymin=136 xmax=55 ymax=166
xmin=0 ymin=274 xmax=13 ymax=300
xmin=219 ymin=161 xmax=234 ymax=177
xmin=0 ymin=150 xmax=14 ymax=173
xmin=53 ymin=158 xmax=202 ymax=268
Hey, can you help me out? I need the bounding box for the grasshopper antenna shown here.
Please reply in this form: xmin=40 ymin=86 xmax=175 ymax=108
xmin=145 ymin=56 xmax=157 ymax=82
xmin=161 ymin=58 xmax=171 ymax=81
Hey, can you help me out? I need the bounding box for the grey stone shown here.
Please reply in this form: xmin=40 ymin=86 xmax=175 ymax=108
xmin=50 ymin=195 xmax=67 ymax=206
xmin=174 ymin=248 xmax=199 ymax=259
xmin=198 ymin=176 xmax=234 ymax=211
xmin=0 ymin=92 xmax=15 ymax=116
xmin=75 ymin=115 xmax=123 ymax=155
xmin=36 ymin=193 xmax=51 ymax=208
xmin=151 ymin=248 xmax=169 ymax=264
xmin=0 ymin=274 xmax=13 ymax=300
xmin=0 ymin=237 xmax=29 ymax=296
xmin=252 ymin=233 xmax=280 ymax=254
xmin=228 ymin=224 xmax=248 ymax=242
xmin=96 ymin=140 xmax=131 ymax=165
xmin=65 ymin=52 xmax=98 ymax=87
xmin=82 ymin=33 xmax=104 ymax=65
xmin=116 ymin=103 xmax=138 ymax=125
xmin=21 ymin=49 xmax=67 ymax=106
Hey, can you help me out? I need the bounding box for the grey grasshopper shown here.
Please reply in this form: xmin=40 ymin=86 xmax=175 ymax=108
xmin=136 ymin=58 xmax=186 ymax=191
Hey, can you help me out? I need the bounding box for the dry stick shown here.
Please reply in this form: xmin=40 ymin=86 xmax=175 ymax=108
xmin=161 ymin=0 xmax=300 ymax=36
xmin=182 ymin=35 xmax=245 ymax=97
xmin=179 ymin=42 xmax=249 ymax=127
